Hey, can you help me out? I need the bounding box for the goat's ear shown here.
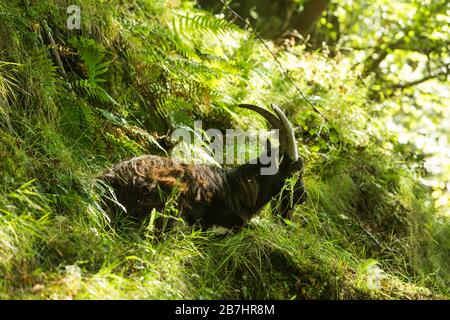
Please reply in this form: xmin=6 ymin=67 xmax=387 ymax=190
xmin=292 ymin=157 xmax=304 ymax=171
xmin=281 ymin=157 xmax=303 ymax=174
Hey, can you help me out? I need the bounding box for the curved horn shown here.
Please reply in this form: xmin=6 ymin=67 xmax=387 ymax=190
xmin=238 ymin=104 xmax=288 ymax=155
xmin=270 ymin=104 xmax=298 ymax=161
xmin=238 ymin=104 xmax=282 ymax=129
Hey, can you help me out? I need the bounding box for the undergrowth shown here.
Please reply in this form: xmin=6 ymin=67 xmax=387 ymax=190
xmin=0 ymin=0 xmax=448 ymax=299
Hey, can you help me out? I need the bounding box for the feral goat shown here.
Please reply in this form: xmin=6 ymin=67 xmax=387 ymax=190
xmin=101 ymin=104 xmax=307 ymax=229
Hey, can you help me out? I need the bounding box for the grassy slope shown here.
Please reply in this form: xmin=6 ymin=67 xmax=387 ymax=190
xmin=0 ymin=0 xmax=449 ymax=299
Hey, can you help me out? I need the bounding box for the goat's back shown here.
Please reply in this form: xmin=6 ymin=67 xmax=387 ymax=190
xmin=100 ymin=155 xmax=227 ymax=225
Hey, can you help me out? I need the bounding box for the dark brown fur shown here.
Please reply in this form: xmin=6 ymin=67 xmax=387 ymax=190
xmin=101 ymin=151 xmax=307 ymax=230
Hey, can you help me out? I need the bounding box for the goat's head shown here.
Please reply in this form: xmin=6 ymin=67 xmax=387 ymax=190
xmin=237 ymin=103 xmax=308 ymax=220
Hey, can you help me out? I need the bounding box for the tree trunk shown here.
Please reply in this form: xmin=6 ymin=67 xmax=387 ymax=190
xmin=291 ymin=0 xmax=331 ymax=36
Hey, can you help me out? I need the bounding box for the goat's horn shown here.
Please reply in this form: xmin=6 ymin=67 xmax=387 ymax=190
xmin=238 ymin=104 xmax=282 ymax=129
xmin=270 ymin=104 xmax=298 ymax=161
xmin=238 ymin=104 xmax=288 ymax=155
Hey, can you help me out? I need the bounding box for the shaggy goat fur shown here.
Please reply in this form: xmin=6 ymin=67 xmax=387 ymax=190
xmin=101 ymin=104 xmax=307 ymax=230
xmin=102 ymin=154 xmax=306 ymax=229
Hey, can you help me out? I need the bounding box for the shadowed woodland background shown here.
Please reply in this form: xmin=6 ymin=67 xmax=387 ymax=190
xmin=0 ymin=0 xmax=449 ymax=299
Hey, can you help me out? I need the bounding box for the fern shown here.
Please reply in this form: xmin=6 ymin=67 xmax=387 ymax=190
xmin=69 ymin=37 xmax=119 ymax=107
xmin=96 ymin=107 xmax=167 ymax=155
xmin=70 ymin=37 xmax=110 ymax=84
xmin=59 ymin=97 xmax=106 ymax=154
xmin=174 ymin=13 xmax=238 ymax=37
xmin=105 ymin=131 xmax=144 ymax=156
xmin=73 ymin=79 xmax=119 ymax=106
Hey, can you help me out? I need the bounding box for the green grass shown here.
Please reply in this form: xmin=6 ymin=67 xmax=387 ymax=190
xmin=0 ymin=0 xmax=449 ymax=299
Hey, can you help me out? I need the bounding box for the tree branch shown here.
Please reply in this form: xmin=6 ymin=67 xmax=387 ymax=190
xmin=363 ymin=39 xmax=404 ymax=76
xmin=42 ymin=20 xmax=73 ymax=91
xmin=362 ymin=37 xmax=449 ymax=77
xmin=392 ymin=63 xmax=450 ymax=89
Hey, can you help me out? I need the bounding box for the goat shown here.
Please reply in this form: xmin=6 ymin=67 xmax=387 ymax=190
xmin=101 ymin=104 xmax=307 ymax=229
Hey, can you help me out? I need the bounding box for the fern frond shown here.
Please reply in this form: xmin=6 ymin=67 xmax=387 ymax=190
xmin=174 ymin=13 xmax=237 ymax=37
xmin=73 ymin=79 xmax=119 ymax=106
xmin=70 ymin=37 xmax=111 ymax=84
xmin=96 ymin=107 xmax=167 ymax=154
